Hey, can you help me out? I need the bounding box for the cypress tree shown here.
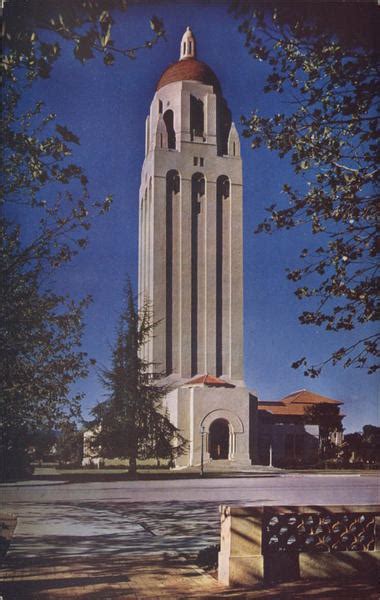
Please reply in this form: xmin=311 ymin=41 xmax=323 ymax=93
xmin=91 ymin=279 xmax=187 ymax=475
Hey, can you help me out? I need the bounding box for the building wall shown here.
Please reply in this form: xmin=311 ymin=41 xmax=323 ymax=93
xmin=257 ymin=421 xmax=319 ymax=467
xmin=162 ymin=386 xmax=257 ymax=467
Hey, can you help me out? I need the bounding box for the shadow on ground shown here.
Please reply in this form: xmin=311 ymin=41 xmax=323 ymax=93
xmin=1 ymin=554 xmax=224 ymax=599
xmin=2 ymin=486 xmax=379 ymax=598
xmin=1 ymin=554 xmax=379 ymax=599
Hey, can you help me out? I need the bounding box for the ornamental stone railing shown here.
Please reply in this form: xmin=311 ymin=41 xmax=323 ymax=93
xmin=218 ymin=505 xmax=380 ymax=586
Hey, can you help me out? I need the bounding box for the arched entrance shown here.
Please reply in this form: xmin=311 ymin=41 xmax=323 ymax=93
xmin=209 ymin=418 xmax=229 ymax=459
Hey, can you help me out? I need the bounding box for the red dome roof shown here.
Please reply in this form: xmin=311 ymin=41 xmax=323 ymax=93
xmin=157 ymin=58 xmax=220 ymax=92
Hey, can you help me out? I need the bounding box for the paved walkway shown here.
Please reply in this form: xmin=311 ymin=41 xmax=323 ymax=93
xmin=1 ymin=475 xmax=379 ymax=598
xmin=1 ymin=554 xmax=379 ymax=599
xmin=1 ymin=554 xmax=224 ymax=599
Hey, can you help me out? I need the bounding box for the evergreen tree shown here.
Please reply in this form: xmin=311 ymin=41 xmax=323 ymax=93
xmin=55 ymin=421 xmax=83 ymax=466
xmin=90 ymin=280 xmax=187 ymax=475
xmin=144 ymin=407 xmax=187 ymax=467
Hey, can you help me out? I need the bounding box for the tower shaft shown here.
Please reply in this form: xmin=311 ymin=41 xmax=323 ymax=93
xmin=138 ymin=36 xmax=244 ymax=383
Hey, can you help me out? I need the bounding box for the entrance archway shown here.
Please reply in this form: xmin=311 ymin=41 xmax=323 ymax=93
xmin=209 ymin=418 xmax=229 ymax=459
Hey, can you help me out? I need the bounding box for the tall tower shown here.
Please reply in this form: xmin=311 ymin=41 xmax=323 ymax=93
xmin=138 ymin=28 xmax=256 ymax=468
xmin=139 ymin=27 xmax=244 ymax=384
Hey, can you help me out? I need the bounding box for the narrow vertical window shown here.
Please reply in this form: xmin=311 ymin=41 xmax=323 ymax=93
xmin=233 ymin=142 xmax=236 ymax=156
xmin=200 ymin=157 xmax=204 ymax=167
xmin=158 ymin=99 xmax=163 ymax=114
xmin=218 ymin=97 xmax=232 ymax=156
xmin=163 ymin=109 xmax=176 ymax=149
xmin=190 ymin=95 xmax=204 ymax=138
xmin=193 ymin=157 xmax=198 ymax=166
xmin=191 ymin=173 xmax=205 ymax=375
xmin=166 ymin=170 xmax=180 ymax=375
xmin=216 ymin=176 xmax=230 ymax=376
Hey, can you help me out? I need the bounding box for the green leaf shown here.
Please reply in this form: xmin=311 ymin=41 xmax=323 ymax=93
xmin=55 ymin=125 xmax=80 ymax=145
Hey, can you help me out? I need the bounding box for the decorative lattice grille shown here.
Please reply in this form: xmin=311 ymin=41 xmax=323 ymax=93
xmin=263 ymin=513 xmax=376 ymax=553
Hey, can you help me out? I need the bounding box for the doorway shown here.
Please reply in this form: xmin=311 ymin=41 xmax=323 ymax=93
xmin=209 ymin=418 xmax=229 ymax=459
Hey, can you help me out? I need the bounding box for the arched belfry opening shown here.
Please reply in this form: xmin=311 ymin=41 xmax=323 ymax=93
xmin=163 ymin=109 xmax=176 ymax=149
xmin=217 ymin=97 xmax=232 ymax=155
xmin=209 ymin=418 xmax=230 ymax=460
xmin=190 ymin=95 xmax=204 ymax=139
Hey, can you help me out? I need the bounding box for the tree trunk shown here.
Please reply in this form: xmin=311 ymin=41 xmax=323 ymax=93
xmin=129 ymin=456 xmax=137 ymax=475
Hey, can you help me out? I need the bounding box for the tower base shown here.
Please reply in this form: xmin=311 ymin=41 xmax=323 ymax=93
xmin=162 ymin=381 xmax=258 ymax=468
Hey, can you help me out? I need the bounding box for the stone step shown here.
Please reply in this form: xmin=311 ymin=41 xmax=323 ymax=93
xmin=173 ymin=461 xmax=283 ymax=474
xmin=174 ymin=460 xmax=282 ymax=474
xmin=205 ymin=460 xmax=280 ymax=472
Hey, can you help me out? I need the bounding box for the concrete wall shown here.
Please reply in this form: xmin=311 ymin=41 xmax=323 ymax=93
xmin=163 ymin=386 xmax=257 ymax=468
xmin=219 ymin=504 xmax=380 ymax=587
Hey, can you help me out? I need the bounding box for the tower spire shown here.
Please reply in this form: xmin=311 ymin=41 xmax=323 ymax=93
xmin=180 ymin=26 xmax=196 ymax=60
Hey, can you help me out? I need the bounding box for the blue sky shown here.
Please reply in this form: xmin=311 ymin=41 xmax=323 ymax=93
xmin=17 ymin=1 xmax=378 ymax=433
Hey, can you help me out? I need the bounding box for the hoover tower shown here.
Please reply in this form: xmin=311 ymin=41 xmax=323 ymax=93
xmin=138 ymin=28 xmax=255 ymax=468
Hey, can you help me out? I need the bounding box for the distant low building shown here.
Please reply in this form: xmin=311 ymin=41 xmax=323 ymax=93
xmin=82 ymin=428 xmax=104 ymax=468
xmin=257 ymin=389 xmax=344 ymax=467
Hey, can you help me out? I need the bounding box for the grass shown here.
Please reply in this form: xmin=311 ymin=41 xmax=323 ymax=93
xmin=16 ymin=465 xmax=376 ymax=485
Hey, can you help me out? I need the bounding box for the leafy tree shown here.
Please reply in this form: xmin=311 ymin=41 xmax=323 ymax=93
xmin=2 ymin=66 xmax=94 ymax=481
xmin=342 ymin=425 xmax=380 ymax=464
xmin=28 ymin=428 xmax=58 ymax=463
xmin=3 ymin=1 xmax=165 ymax=81
xmin=2 ymin=1 xmax=165 ymax=273
xmin=362 ymin=424 xmax=380 ymax=463
xmin=304 ymin=403 xmax=343 ymax=459
xmin=342 ymin=432 xmax=363 ymax=463
xmin=231 ymin=1 xmax=379 ymax=375
xmin=0 ymin=223 xmax=91 ymax=479
xmin=55 ymin=421 xmax=83 ymax=465
xmin=90 ymin=281 xmax=187 ymax=475
xmin=1 ymin=1 xmax=165 ymax=480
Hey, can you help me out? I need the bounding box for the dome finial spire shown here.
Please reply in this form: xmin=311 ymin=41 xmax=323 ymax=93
xmin=180 ymin=26 xmax=196 ymax=60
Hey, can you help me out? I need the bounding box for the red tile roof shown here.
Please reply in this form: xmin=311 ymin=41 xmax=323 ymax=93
xmin=258 ymin=404 xmax=312 ymax=416
xmin=184 ymin=374 xmax=235 ymax=388
xmin=157 ymin=58 xmax=220 ymax=92
xmin=258 ymin=389 xmax=342 ymax=417
xmin=281 ymin=389 xmax=342 ymax=406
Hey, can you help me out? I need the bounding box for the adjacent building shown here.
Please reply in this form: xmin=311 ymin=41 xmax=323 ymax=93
xmin=257 ymin=389 xmax=344 ymax=467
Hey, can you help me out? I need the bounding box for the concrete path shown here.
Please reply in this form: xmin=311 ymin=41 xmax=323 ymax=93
xmin=1 ymin=555 xmax=227 ymax=599
xmin=2 ymin=555 xmax=379 ymax=599
xmin=1 ymin=474 xmax=379 ymax=598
